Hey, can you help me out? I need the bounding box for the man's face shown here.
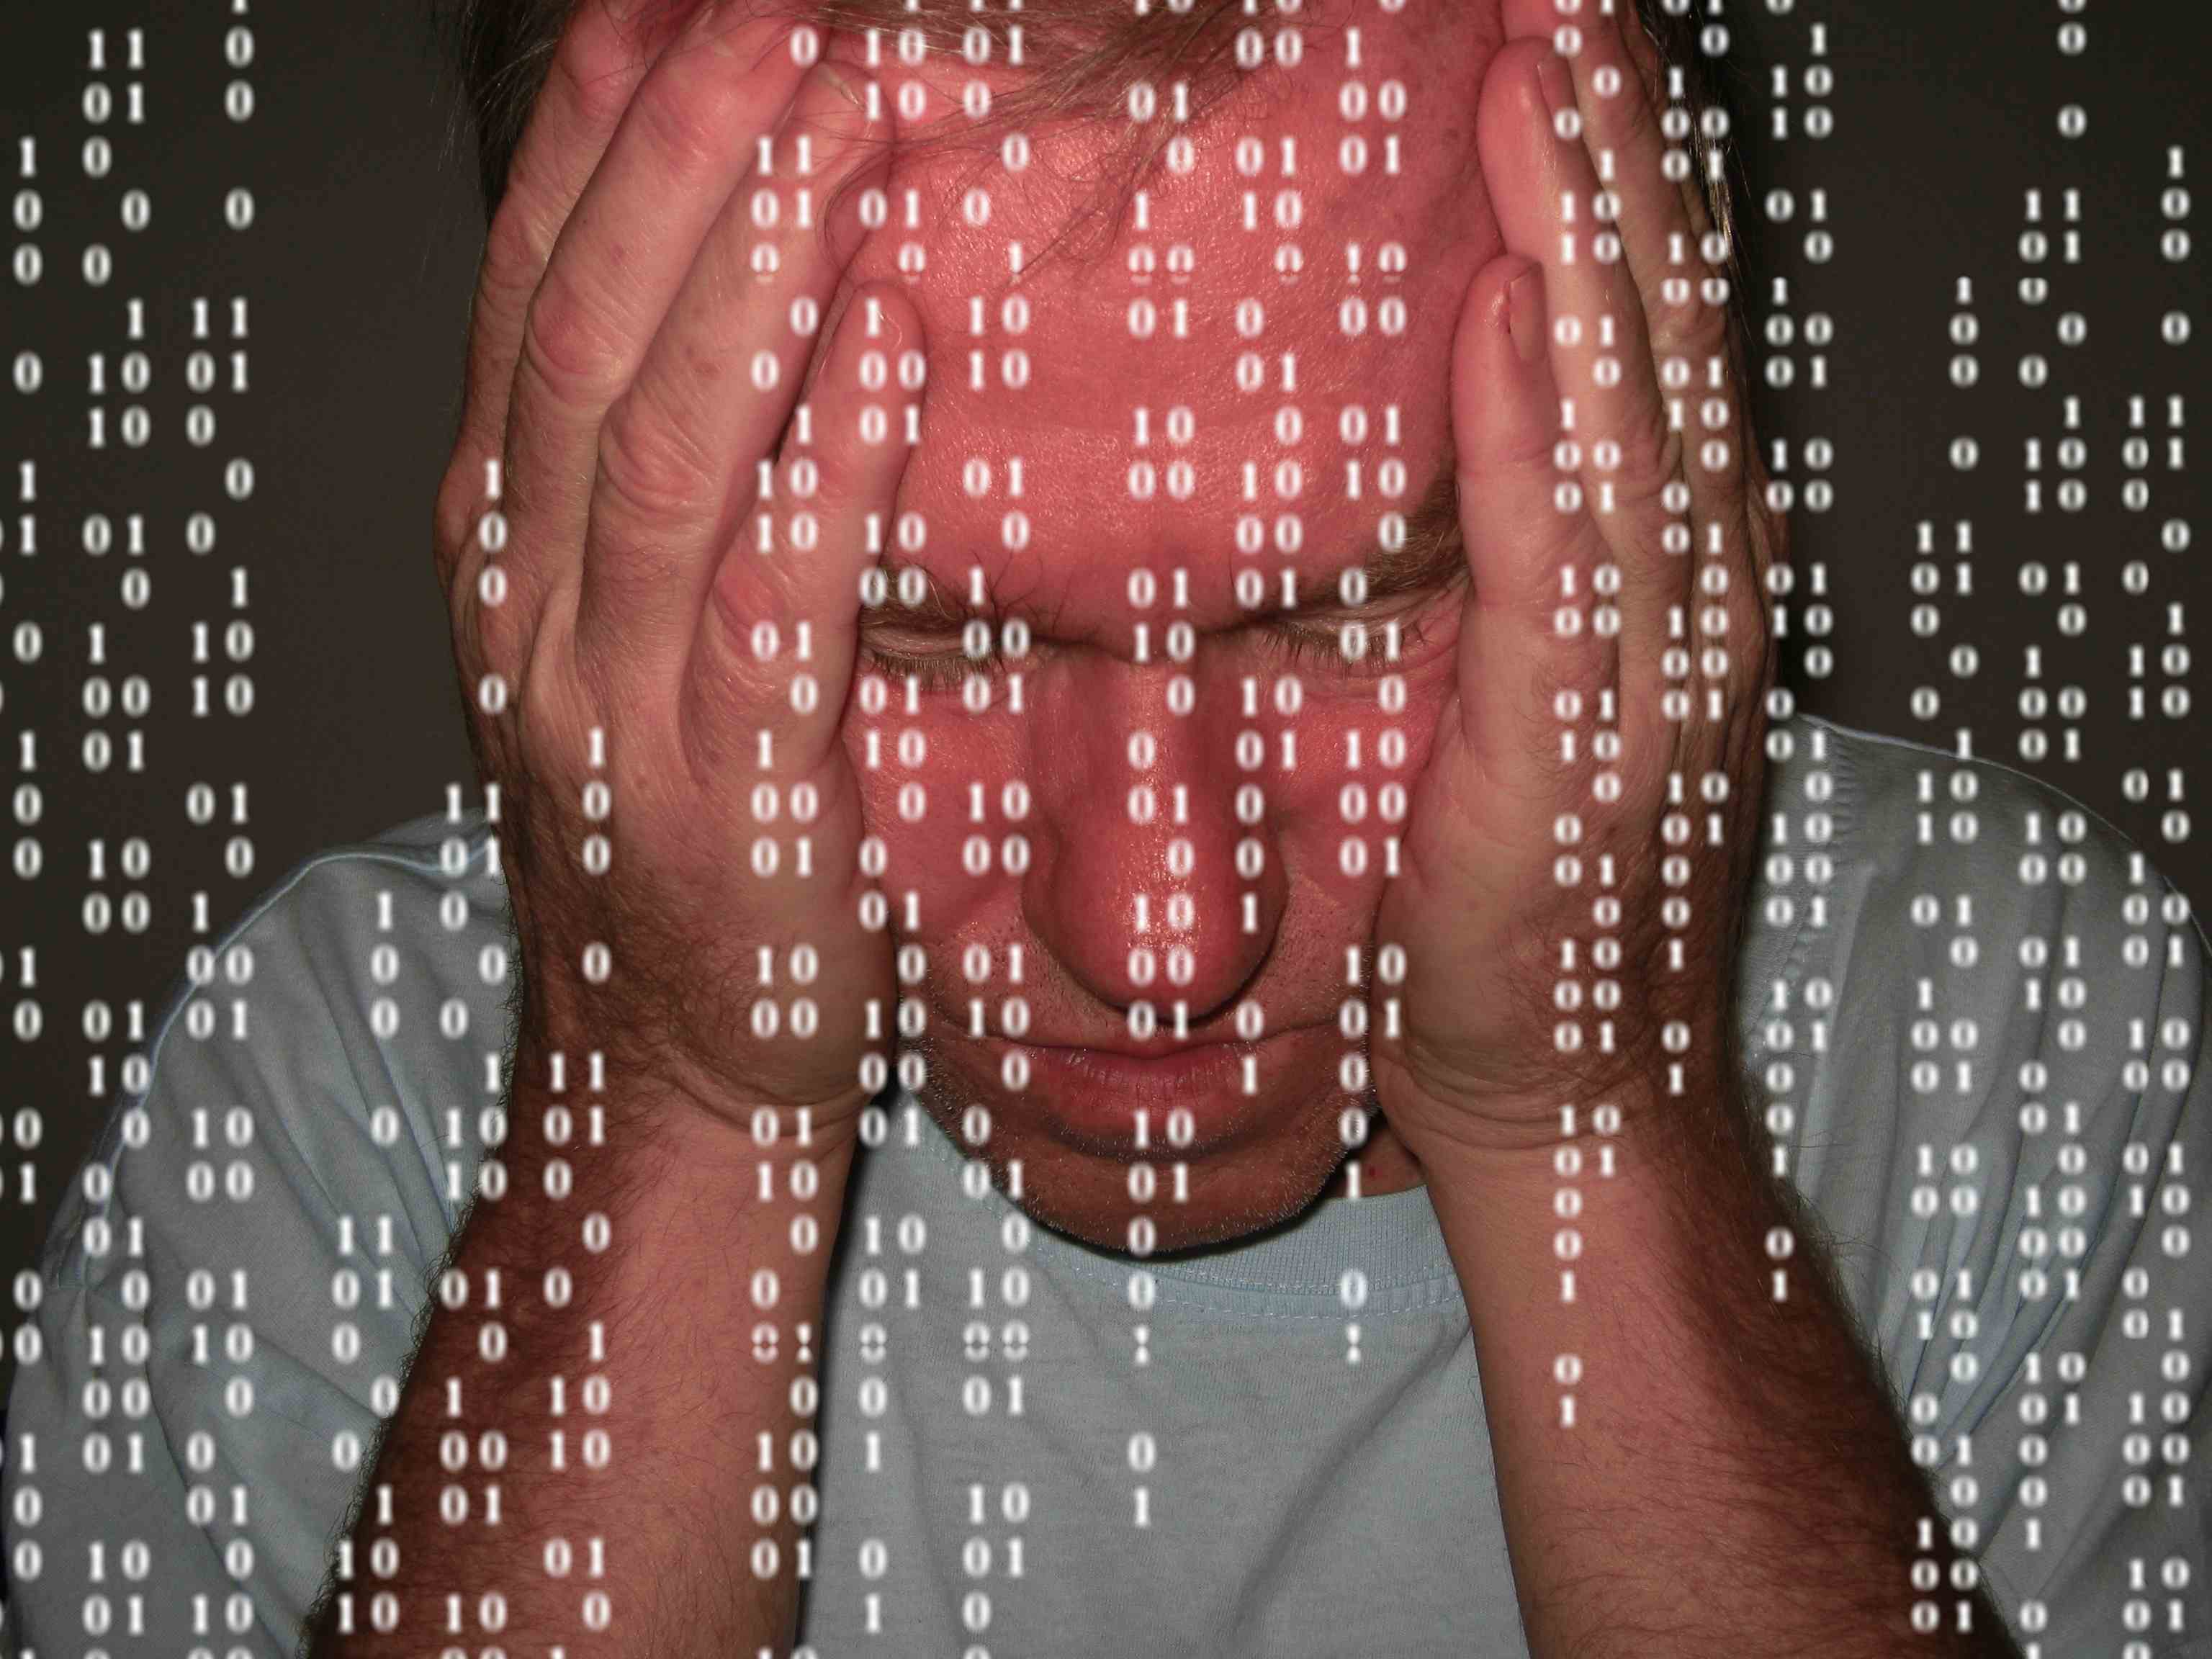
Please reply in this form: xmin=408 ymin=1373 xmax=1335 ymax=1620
xmin=833 ymin=11 xmax=1503 ymax=1251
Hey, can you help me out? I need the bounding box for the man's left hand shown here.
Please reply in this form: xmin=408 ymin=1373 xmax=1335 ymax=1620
xmin=1375 ymin=8 xmax=1784 ymax=1174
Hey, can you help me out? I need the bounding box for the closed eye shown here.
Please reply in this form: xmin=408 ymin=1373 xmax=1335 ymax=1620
xmin=858 ymin=577 xmax=1458 ymax=692
xmin=858 ymin=615 xmax=1038 ymax=692
xmin=1262 ymin=575 xmax=1460 ymax=675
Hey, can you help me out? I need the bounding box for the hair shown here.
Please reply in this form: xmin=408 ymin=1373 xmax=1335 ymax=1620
xmin=425 ymin=0 xmax=1762 ymax=605
xmin=426 ymin=0 xmax=1743 ymax=270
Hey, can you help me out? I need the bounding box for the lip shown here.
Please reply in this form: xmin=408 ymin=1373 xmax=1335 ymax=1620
xmin=968 ymin=1025 xmax=1337 ymax=1156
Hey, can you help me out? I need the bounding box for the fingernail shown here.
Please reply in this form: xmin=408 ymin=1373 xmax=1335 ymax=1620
xmin=1506 ymin=266 xmax=1546 ymax=366
xmin=1537 ymin=54 xmax=1573 ymax=122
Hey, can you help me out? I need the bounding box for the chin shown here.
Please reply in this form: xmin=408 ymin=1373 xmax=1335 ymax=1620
xmin=910 ymin=1023 xmax=1357 ymax=1254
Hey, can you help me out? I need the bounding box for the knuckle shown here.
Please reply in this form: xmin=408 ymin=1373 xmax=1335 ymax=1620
xmin=480 ymin=191 xmax=560 ymax=310
xmin=595 ymin=387 xmax=716 ymax=525
xmin=1612 ymin=418 xmax=1681 ymax=507
xmin=702 ymin=570 xmax=799 ymax=700
xmin=432 ymin=459 xmax=483 ymax=575
xmin=547 ymin=27 xmax=640 ymax=136
xmin=638 ymin=61 xmax=747 ymax=180
xmin=1600 ymin=55 xmax=1662 ymax=151
xmin=1649 ymin=292 xmax=1727 ymax=371
xmin=521 ymin=263 xmax=626 ymax=405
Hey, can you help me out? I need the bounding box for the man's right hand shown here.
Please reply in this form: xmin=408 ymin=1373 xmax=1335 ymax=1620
xmin=430 ymin=1 xmax=923 ymax=1142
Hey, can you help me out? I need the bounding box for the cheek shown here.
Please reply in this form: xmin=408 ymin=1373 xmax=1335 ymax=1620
xmin=842 ymin=707 xmax=1026 ymax=940
xmin=1259 ymin=665 xmax=1455 ymax=909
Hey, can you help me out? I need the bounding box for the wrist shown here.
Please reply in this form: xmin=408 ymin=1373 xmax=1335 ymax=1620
xmin=1415 ymin=1089 xmax=1789 ymax=1341
xmin=464 ymin=1064 xmax=854 ymax=1372
xmin=505 ymin=1022 xmax=866 ymax=1174
xmin=1380 ymin=1014 xmax=1753 ymax=1196
xmin=1380 ymin=1069 xmax=1651 ymax=1203
xmin=472 ymin=1043 xmax=858 ymax=1325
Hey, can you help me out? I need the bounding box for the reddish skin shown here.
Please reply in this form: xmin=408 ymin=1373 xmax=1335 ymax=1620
xmin=829 ymin=9 xmax=1506 ymax=1249
xmin=404 ymin=4 xmax=2020 ymax=1651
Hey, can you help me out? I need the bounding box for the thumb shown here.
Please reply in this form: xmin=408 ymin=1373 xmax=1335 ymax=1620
xmin=1452 ymin=252 xmax=1572 ymax=616
xmin=1449 ymin=254 xmax=1609 ymax=775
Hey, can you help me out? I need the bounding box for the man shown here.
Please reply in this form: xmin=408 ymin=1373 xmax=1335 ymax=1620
xmin=6 ymin=1 xmax=2207 ymax=1656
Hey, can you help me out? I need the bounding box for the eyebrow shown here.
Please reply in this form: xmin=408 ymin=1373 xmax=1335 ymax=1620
xmin=1347 ymin=451 xmax=1462 ymax=606
xmin=863 ymin=448 xmax=1464 ymax=629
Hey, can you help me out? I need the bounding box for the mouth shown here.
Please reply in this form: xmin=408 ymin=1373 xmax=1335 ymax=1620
xmin=963 ymin=1025 xmax=1341 ymax=1157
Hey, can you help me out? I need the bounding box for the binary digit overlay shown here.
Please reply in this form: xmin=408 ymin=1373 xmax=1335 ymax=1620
xmin=1 ymin=2 xmax=2205 ymax=1657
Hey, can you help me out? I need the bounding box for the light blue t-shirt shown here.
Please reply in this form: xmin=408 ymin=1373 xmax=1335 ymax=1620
xmin=6 ymin=716 xmax=2209 ymax=1658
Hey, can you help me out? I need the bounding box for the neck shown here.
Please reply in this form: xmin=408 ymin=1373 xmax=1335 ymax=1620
xmin=1321 ymin=1113 xmax=1425 ymax=1197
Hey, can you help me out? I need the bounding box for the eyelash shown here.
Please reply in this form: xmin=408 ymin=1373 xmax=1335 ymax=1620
xmin=1268 ymin=616 xmax=1431 ymax=673
xmin=858 ymin=644 xmax=1016 ymax=693
xmin=860 ymin=616 xmax=1432 ymax=694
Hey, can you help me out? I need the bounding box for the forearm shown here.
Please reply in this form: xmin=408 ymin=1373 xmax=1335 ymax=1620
xmin=1425 ymin=1076 xmax=2020 ymax=1659
xmin=307 ymin=1044 xmax=851 ymax=1659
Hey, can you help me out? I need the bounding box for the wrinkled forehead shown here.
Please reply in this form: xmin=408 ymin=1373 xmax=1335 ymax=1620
xmin=830 ymin=7 xmax=1501 ymax=633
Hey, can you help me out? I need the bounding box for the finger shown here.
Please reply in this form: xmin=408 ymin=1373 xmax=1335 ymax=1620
xmin=436 ymin=0 xmax=690 ymax=598
xmin=1581 ymin=19 xmax=1768 ymax=727
xmin=495 ymin=10 xmax=818 ymax=652
xmin=1562 ymin=17 xmax=1724 ymax=374
xmin=1501 ymin=9 xmax=1766 ymax=775
xmin=1449 ymin=254 xmax=1615 ymax=791
xmin=577 ymin=59 xmax=887 ymax=673
xmin=1592 ymin=16 xmax=1758 ymax=641
xmin=1499 ymin=8 xmax=1764 ymax=667
xmin=1614 ymin=9 xmax=1726 ymax=258
xmin=1501 ymin=0 xmax=1723 ymax=323
xmin=687 ymin=283 xmax=927 ymax=781
xmin=1478 ymin=40 xmax=1680 ymax=680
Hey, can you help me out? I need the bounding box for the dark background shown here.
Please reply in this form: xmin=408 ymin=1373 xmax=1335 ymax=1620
xmin=1 ymin=2 xmax=2206 ymax=1401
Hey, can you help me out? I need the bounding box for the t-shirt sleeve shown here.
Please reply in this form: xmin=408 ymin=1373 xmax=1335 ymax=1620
xmin=3 ymin=845 xmax=489 ymax=1659
xmin=1941 ymin=868 xmax=2212 ymax=1658
xmin=1799 ymin=738 xmax=2212 ymax=1655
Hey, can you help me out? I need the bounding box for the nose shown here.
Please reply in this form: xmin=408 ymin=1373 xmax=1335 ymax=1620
xmin=1022 ymin=662 xmax=1288 ymax=1025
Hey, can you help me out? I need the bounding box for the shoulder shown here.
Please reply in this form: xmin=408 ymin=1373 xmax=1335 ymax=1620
xmin=1773 ymin=723 xmax=2212 ymax=1641
xmin=43 ymin=811 xmax=513 ymax=1285
xmin=1817 ymin=713 xmax=2168 ymax=902
xmin=1755 ymin=714 xmax=2206 ymax=1355
xmin=8 ymin=815 xmax=516 ymax=1650
xmin=1758 ymin=712 xmax=2195 ymax=1033
xmin=1790 ymin=714 xmax=2197 ymax=1089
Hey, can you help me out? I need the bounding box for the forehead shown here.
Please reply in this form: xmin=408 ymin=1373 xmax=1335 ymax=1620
xmin=835 ymin=10 xmax=1501 ymax=632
